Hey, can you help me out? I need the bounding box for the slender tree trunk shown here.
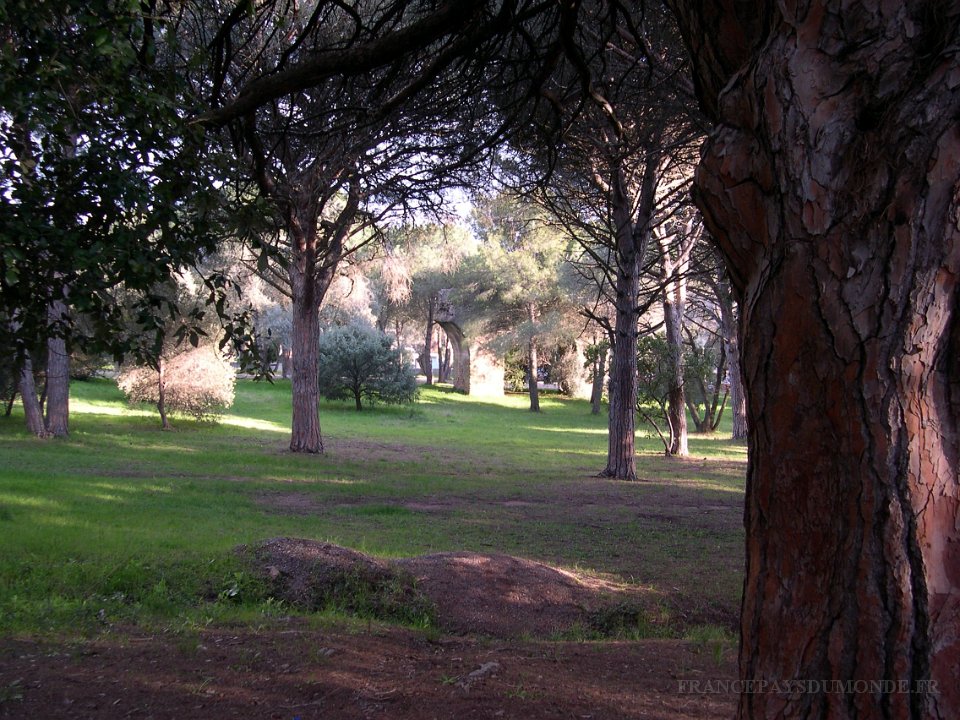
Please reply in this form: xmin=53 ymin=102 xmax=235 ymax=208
xmin=18 ymin=353 xmax=48 ymax=438
xmin=662 ymin=288 xmax=688 ymax=455
xmin=590 ymin=345 xmax=607 ymax=415
xmin=685 ymin=393 xmax=707 ymax=433
xmin=600 ymin=151 xmax=660 ymax=479
xmin=526 ymin=304 xmax=540 ymax=412
xmin=422 ymin=295 xmax=435 ymax=384
xmin=156 ymin=357 xmax=170 ymax=430
xmin=279 ymin=344 xmax=291 ymax=379
xmin=657 ymin=224 xmax=694 ymax=456
xmin=669 ymin=2 xmax=960 ymax=716
xmin=5 ymin=392 xmax=16 ymax=417
xmin=717 ymin=281 xmax=747 ymax=440
xmin=439 ymin=333 xmax=451 ymax=383
xmin=44 ymin=298 xmax=70 ymax=437
xmin=602 ymin=254 xmax=641 ymax=479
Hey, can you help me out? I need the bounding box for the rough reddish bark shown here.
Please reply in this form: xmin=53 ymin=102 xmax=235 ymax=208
xmin=669 ymin=1 xmax=960 ymax=717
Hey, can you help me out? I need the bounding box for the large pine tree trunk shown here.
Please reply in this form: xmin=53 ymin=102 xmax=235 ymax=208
xmin=44 ymin=299 xmax=70 ymax=437
xmin=669 ymin=2 xmax=960 ymax=716
xmin=289 ymin=263 xmax=323 ymax=453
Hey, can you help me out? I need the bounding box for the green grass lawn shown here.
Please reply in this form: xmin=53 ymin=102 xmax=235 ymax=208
xmin=0 ymin=379 xmax=746 ymax=637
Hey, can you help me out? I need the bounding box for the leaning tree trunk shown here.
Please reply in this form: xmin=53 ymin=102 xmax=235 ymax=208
xmin=18 ymin=353 xmax=47 ymax=438
xmin=670 ymin=2 xmax=960 ymax=717
xmin=44 ymin=298 xmax=70 ymax=437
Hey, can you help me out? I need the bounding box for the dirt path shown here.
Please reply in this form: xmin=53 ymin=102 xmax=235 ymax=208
xmin=0 ymin=626 xmax=736 ymax=719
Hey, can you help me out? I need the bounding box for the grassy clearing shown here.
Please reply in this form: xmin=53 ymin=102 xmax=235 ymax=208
xmin=0 ymin=379 xmax=746 ymax=637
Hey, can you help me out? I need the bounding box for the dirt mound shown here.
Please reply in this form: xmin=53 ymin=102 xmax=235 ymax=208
xmin=248 ymin=538 xmax=639 ymax=638
xmin=397 ymin=552 xmax=614 ymax=637
xmin=247 ymin=538 xmax=433 ymax=624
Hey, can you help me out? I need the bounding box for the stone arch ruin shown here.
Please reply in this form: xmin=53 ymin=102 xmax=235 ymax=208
xmin=435 ymin=290 xmax=504 ymax=396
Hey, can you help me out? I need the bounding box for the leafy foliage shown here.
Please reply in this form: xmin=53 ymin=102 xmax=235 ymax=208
xmin=0 ymin=0 xmax=237 ymax=365
xmin=636 ymin=334 xmax=676 ymax=454
xmin=683 ymin=339 xmax=728 ymax=433
xmin=118 ymin=347 xmax=236 ymax=424
xmin=317 ymin=324 xmax=417 ymax=411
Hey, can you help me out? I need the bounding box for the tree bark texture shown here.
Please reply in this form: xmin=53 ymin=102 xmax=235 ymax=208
xmin=18 ymin=353 xmax=47 ymax=438
xmin=44 ymin=298 xmax=70 ymax=437
xmin=288 ymin=240 xmax=324 ymax=453
xmin=603 ymin=252 xmax=641 ymax=479
xmin=669 ymin=2 xmax=960 ymax=717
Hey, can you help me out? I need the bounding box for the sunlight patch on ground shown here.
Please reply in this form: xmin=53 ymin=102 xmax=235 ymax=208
xmin=71 ymin=399 xmax=153 ymax=418
xmin=647 ymin=478 xmax=744 ymax=494
xmin=523 ymin=426 xmax=608 ymax=436
xmin=261 ymin=475 xmax=366 ymax=486
xmin=80 ymin=492 xmax=126 ymax=503
xmin=220 ymin=415 xmax=289 ymax=434
xmin=0 ymin=494 xmax=65 ymax=510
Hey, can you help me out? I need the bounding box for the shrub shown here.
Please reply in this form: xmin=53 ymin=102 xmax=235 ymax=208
xmin=317 ymin=324 xmax=417 ymax=411
xmin=118 ymin=346 xmax=235 ymax=427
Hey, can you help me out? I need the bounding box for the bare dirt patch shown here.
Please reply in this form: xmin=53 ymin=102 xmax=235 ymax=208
xmin=326 ymin=437 xmax=437 ymax=464
xmin=396 ymin=552 xmax=633 ymax=638
xmin=0 ymin=626 xmax=737 ymax=719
